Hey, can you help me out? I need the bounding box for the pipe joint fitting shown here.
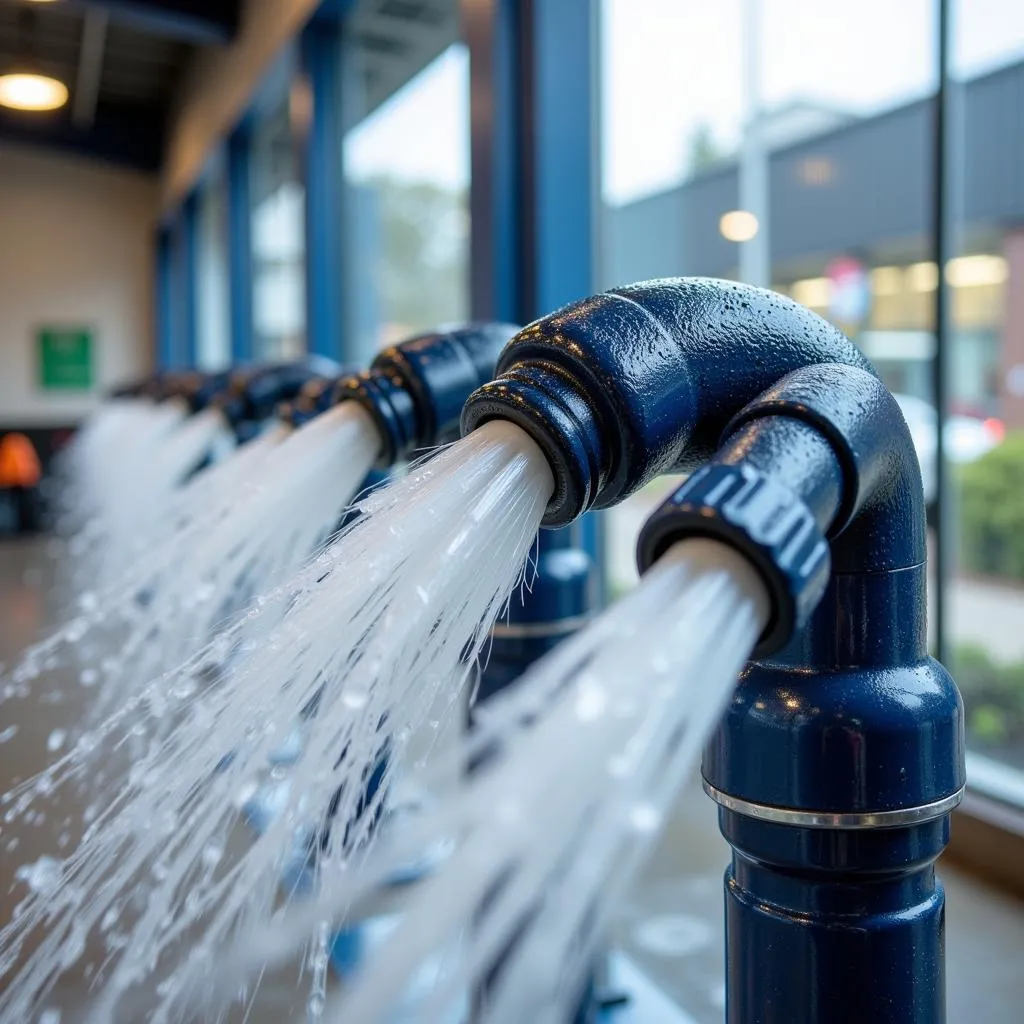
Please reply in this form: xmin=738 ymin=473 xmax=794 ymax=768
xmin=639 ymin=463 xmax=830 ymax=658
xmin=336 ymin=323 xmax=520 ymax=468
xmin=461 ymin=279 xmax=873 ymax=527
xmin=214 ymin=359 xmax=341 ymax=430
xmin=334 ymin=370 xmax=419 ymax=468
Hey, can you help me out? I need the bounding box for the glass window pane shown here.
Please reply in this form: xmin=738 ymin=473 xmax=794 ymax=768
xmin=251 ymin=99 xmax=306 ymax=362
xmin=195 ymin=162 xmax=231 ymax=371
xmin=949 ymin=0 xmax=1024 ymax=786
xmin=340 ymin=2 xmax=468 ymax=367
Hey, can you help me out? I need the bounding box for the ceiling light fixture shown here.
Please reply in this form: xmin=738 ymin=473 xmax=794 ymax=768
xmin=0 ymin=72 xmax=68 ymax=111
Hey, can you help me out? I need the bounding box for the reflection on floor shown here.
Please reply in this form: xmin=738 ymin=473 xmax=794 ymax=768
xmin=2 ymin=537 xmax=1023 ymax=1022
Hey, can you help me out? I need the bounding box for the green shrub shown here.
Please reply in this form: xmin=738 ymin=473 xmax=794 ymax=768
xmin=958 ymin=431 xmax=1024 ymax=581
xmin=951 ymin=643 xmax=1024 ymax=747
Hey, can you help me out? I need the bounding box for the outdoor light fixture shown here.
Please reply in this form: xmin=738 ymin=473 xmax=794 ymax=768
xmin=906 ymin=261 xmax=939 ymax=292
xmin=719 ymin=210 xmax=759 ymax=243
xmin=790 ymin=276 xmax=832 ymax=308
xmin=0 ymin=72 xmax=68 ymax=111
xmin=945 ymin=254 xmax=1007 ymax=288
xmin=870 ymin=265 xmax=904 ymax=297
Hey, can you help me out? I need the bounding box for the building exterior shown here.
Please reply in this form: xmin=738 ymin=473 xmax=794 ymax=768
xmin=605 ymin=58 xmax=1024 ymax=427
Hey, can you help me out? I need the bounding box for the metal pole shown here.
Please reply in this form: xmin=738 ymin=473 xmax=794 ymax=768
xmin=932 ymin=0 xmax=950 ymax=664
xmin=739 ymin=0 xmax=769 ymax=287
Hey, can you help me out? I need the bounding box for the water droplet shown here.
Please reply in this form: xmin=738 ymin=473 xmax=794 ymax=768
xmin=65 ymin=618 xmax=87 ymax=643
xmin=341 ymin=688 xmax=368 ymax=710
xmin=170 ymin=679 xmax=197 ymax=701
xmin=79 ymin=668 xmax=98 ymax=687
xmin=79 ymin=591 xmax=98 ymax=613
xmin=201 ymin=842 xmax=223 ymax=868
xmin=39 ymin=1010 xmax=61 ymax=1024
xmin=0 ymin=725 xmax=17 ymax=743
xmin=306 ymin=992 xmax=325 ymax=1018
xmin=15 ymin=855 xmax=63 ymax=896
xmin=573 ymin=680 xmax=607 ymax=722
xmin=47 ymin=729 xmax=66 ymax=752
xmin=629 ymin=803 xmax=662 ymax=833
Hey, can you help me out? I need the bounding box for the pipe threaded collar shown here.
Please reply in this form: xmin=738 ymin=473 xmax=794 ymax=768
xmin=637 ymin=463 xmax=831 ymax=657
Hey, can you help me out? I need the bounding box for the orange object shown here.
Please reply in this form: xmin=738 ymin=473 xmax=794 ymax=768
xmin=0 ymin=432 xmax=42 ymax=489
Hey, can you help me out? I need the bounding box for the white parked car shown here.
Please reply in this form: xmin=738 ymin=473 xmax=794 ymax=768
xmin=893 ymin=393 xmax=1004 ymax=506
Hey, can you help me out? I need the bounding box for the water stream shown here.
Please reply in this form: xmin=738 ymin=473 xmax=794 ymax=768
xmin=0 ymin=420 xmax=553 ymax=1022
xmin=2 ymin=404 xmax=381 ymax=731
xmin=227 ymin=538 xmax=768 ymax=1023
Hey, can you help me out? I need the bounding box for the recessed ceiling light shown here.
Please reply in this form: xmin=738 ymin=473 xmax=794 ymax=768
xmin=0 ymin=73 xmax=69 ymax=111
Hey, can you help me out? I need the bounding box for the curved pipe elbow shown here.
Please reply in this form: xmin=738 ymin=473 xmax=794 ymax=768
xmin=460 ymin=278 xmax=874 ymax=525
xmin=722 ymin=362 xmax=926 ymax=574
xmin=636 ymin=363 xmax=925 ymax=655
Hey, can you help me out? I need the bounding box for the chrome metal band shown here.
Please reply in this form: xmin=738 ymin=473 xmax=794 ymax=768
xmin=701 ymin=778 xmax=966 ymax=830
xmin=490 ymin=613 xmax=595 ymax=639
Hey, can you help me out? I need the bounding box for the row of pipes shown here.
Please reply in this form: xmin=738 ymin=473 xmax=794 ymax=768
xmin=100 ymin=277 xmax=964 ymax=1024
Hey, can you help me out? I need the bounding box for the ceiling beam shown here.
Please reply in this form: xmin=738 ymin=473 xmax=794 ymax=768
xmin=0 ymin=101 xmax=163 ymax=172
xmin=68 ymin=0 xmax=239 ymax=47
xmin=72 ymin=9 xmax=108 ymax=129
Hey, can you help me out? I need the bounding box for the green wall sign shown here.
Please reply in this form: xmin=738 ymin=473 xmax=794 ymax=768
xmin=37 ymin=327 xmax=94 ymax=390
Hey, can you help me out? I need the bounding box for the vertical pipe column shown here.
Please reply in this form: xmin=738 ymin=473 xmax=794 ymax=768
xmin=227 ymin=127 xmax=254 ymax=365
xmin=155 ymin=226 xmax=175 ymax=370
xmin=301 ymin=20 xmax=345 ymax=361
xmin=179 ymin=192 xmax=200 ymax=368
xmin=465 ymin=0 xmax=522 ymax=326
xmin=464 ymin=0 xmax=603 ymax=617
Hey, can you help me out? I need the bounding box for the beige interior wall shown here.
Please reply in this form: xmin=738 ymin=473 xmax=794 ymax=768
xmin=0 ymin=145 xmax=159 ymax=426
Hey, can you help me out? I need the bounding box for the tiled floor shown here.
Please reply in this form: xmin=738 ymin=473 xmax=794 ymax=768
xmin=2 ymin=536 xmax=1023 ymax=1022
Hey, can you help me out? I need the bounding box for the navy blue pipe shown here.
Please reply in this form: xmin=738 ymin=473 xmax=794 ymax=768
xmin=474 ymin=523 xmax=597 ymax=708
xmin=212 ymin=357 xmax=342 ymax=430
xmin=460 ymin=279 xmax=963 ymax=1024
xmin=461 ymin=278 xmax=873 ymax=526
xmin=637 ymin=366 xmax=962 ymax=1024
xmin=336 ymin=323 xmax=520 ymax=467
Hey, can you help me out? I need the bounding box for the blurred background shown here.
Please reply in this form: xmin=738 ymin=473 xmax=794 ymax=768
xmin=1 ymin=0 xmax=1023 ymax=1018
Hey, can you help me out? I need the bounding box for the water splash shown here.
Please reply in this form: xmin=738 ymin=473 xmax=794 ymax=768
xmin=238 ymin=539 xmax=768 ymax=1023
xmin=55 ymin=399 xmax=182 ymax=538
xmin=1 ymin=405 xmax=379 ymax=730
xmin=1 ymin=424 xmax=285 ymax=715
xmin=0 ymin=420 xmax=553 ymax=1022
xmin=85 ymin=402 xmax=383 ymax=724
xmin=89 ymin=406 xmax=237 ymax=584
